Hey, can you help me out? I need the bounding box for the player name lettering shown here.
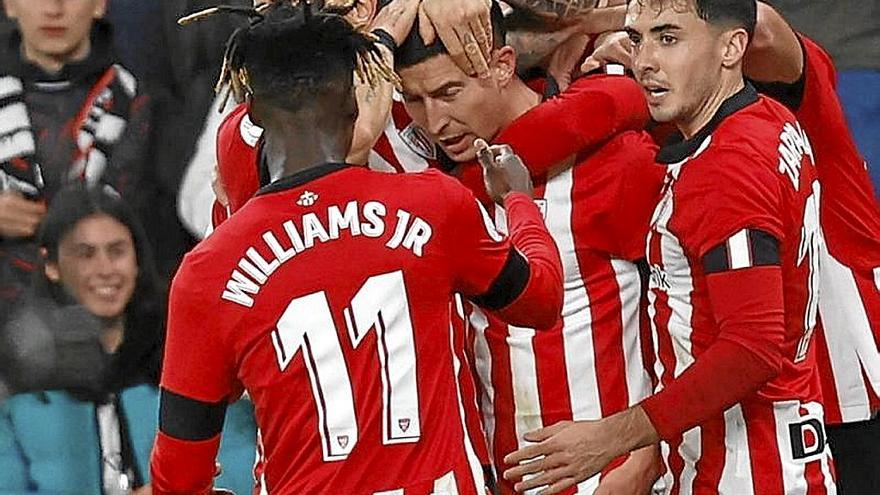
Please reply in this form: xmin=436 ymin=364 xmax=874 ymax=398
xmin=777 ymin=121 xmax=815 ymax=190
xmin=222 ymin=200 xmax=433 ymax=307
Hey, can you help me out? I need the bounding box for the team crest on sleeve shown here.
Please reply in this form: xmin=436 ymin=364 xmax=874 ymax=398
xmin=400 ymin=123 xmax=437 ymax=161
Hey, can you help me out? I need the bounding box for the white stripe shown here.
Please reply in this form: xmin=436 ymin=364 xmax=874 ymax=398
xmin=727 ymin=229 xmax=752 ymax=270
xmin=543 ymin=169 xmax=602 ymax=421
xmin=449 ymin=314 xmax=486 ymax=494
xmin=508 ymin=325 xmax=543 ymax=446
xmin=367 ymin=150 xmax=399 ymax=173
xmin=93 ymin=112 xmax=127 ymax=143
xmin=803 ymin=402 xmax=837 ymax=494
xmin=470 ymin=308 xmax=496 ymax=457
xmin=874 ymin=267 xmax=880 ymax=292
xmin=83 ymin=149 xmax=108 ymax=186
xmin=0 ymin=102 xmax=30 ymax=136
xmin=773 ymin=401 xmax=808 ymax=495
xmin=677 ymin=426 xmax=702 ymax=495
xmin=819 ymin=251 xmax=880 ymax=422
xmin=113 ymin=64 xmax=138 ymax=97
xmin=612 ymin=259 xmax=652 ymax=405
xmin=433 ymin=470 xmax=459 ymax=495
xmin=0 ymin=76 xmax=23 ymax=100
xmin=656 ymin=164 xmax=696 ymax=378
xmin=0 ymin=129 xmax=35 ymax=163
xmin=373 ymin=490 xmax=404 ymax=495
xmin=718 ymin=405 xmax=754 ymax=495
xmin=646 ymin=228 xmax=666 ymax=393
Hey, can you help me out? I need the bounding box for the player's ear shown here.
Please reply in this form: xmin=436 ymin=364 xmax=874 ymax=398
xmin=720 ymin=27 xmax=749 ymax=68
xmin=491 ymin=46 xmax=517 ymax=87
xmin=346 ymin=0 xmax=377 ymax=31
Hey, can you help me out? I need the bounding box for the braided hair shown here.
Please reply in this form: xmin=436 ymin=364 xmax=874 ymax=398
xmin=179 ymin=0 xmax=399 ymax=110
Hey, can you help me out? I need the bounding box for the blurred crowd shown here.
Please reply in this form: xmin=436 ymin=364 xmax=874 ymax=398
xmin=0 ymin=0 xmax=876 ymax=493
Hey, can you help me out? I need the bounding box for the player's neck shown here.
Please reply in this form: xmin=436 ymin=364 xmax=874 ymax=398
xmin=500 ymin=78 xmax=543 ymax=129
xmin=262 ymin=122 xmax=349 ymax=183
xmin=678 ymin=74 xmax=746 ymax=140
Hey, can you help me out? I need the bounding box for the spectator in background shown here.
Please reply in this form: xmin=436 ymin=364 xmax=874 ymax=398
xmin=0 ymin=0 xmax=153 ymax=321
xmin=770 ymin=0 xmax=880 ymax=197
xmin=107 ymin=0 xmax=250 ymax=272
xmin=0 ymin=185 xmax=257 ymax=494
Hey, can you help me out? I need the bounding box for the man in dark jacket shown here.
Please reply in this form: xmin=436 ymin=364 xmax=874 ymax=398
xmin=0 ymin=0 xmax=152 ymax=319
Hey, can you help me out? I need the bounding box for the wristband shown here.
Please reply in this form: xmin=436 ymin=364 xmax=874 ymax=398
xmin=371 ymin=28 xmax=397 ymax=52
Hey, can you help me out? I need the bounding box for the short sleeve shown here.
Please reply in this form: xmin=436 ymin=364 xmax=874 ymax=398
xmin=161 ymin=257 xmax=238 ymax=403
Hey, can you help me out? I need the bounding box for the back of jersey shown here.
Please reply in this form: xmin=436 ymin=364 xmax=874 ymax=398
xmin=164 ymin=165 xmax=515 ymax=495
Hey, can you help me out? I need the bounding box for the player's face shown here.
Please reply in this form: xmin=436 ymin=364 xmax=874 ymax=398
xmin=400 ymin=54 xmax=508 ymax=162
xmin=4 ymin=0 xmax=106 ymax=70
xmin=625 ymin=0 xmax=725 ymax=129
xmin=45 ymin=214 xmax=138 ymax=320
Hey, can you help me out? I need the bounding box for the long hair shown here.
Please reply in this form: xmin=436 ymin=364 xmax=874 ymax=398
xmin=35 ymin=184 xmax=165 ymax=389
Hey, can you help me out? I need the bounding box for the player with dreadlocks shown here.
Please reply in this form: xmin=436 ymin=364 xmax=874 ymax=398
xmin=150 ymin=2 xmax=564 ymax=494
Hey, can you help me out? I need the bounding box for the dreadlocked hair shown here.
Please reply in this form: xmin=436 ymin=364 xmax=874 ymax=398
xmin=179 ymin=1 xmax=399 ymax=110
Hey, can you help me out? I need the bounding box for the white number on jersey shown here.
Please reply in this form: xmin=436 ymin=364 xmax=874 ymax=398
xmin=794 ymin=181 xmax=823 ymax=363
xmin=270 ymin=270 xmax=421 ymax=461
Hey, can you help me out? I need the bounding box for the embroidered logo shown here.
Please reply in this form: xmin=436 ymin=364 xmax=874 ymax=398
xmin=400 ymin=123 xmax=437 ymax=161
xmin=297 ymin=191 xmax=319 ymax=206
xmin=398 ymin=418 xmax=411 ymax=432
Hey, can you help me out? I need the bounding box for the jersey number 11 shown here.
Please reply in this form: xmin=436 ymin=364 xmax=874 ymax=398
xmin=270 ymin=270 xmax=421 ymax=462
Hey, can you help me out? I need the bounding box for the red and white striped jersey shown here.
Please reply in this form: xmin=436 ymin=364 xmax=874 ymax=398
xmin=211 ymin=100 xmax=494 ymax=488
xmin=755 ymin=36 xmax=880 ymax=424
xmin=467 ymin=131 xmax=663 ymax=495
xmin=159 ymin=165 xmax=565 ymax=494
xmin=647 ymin=86 xmax=835 ymax=493
xmin=214 ymin=95 xmax=441 ymax=225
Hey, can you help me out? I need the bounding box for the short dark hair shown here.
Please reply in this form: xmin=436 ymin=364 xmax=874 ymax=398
xmin=633 ymin=0 xmax=756 ymax=38
xmin=396 ymin=0 xmax=506 ymax=70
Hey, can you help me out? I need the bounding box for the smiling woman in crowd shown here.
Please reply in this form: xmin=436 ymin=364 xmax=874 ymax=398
xmin=0 ymin=184 xmax=257 ymax=495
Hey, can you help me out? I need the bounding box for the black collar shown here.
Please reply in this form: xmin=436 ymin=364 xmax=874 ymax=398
xmin=656 ymin=83 xmax=759 ymax=164
xmin=256 ymin=162 xmax=355 ymax=196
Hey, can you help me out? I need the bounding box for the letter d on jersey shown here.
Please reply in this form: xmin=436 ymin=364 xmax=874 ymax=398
xmin=788 ymin=418 xmax=826 ymax=462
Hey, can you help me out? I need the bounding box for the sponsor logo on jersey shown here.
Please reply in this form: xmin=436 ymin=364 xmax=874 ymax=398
xmin=400 ymin=123 xmax=437 ymax=161
xmin=649 ymin=264 xmax=671 ymax=291
xmin=788 ymin=417 xmax=826 ymax=462
xmin=297 ymin=191 xmax=319 ymax=207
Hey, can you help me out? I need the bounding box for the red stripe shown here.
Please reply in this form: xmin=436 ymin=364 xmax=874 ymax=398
xmin=694 ymin=416 xmax=724 ymax=493
xmin=666 ymin=436 xmax=685 ymax=495
xmin=484 ymin=321 xmax=519 ymax=495
xmin=744 ymin=402 xmax=785 ymax=495
xmin=579 ymin=254 xmax=630 ymax=417
xmin=453 ymin=303 xmax=492 ymax=466
xmin=372 ymin=132 xmax=405 ymax=173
